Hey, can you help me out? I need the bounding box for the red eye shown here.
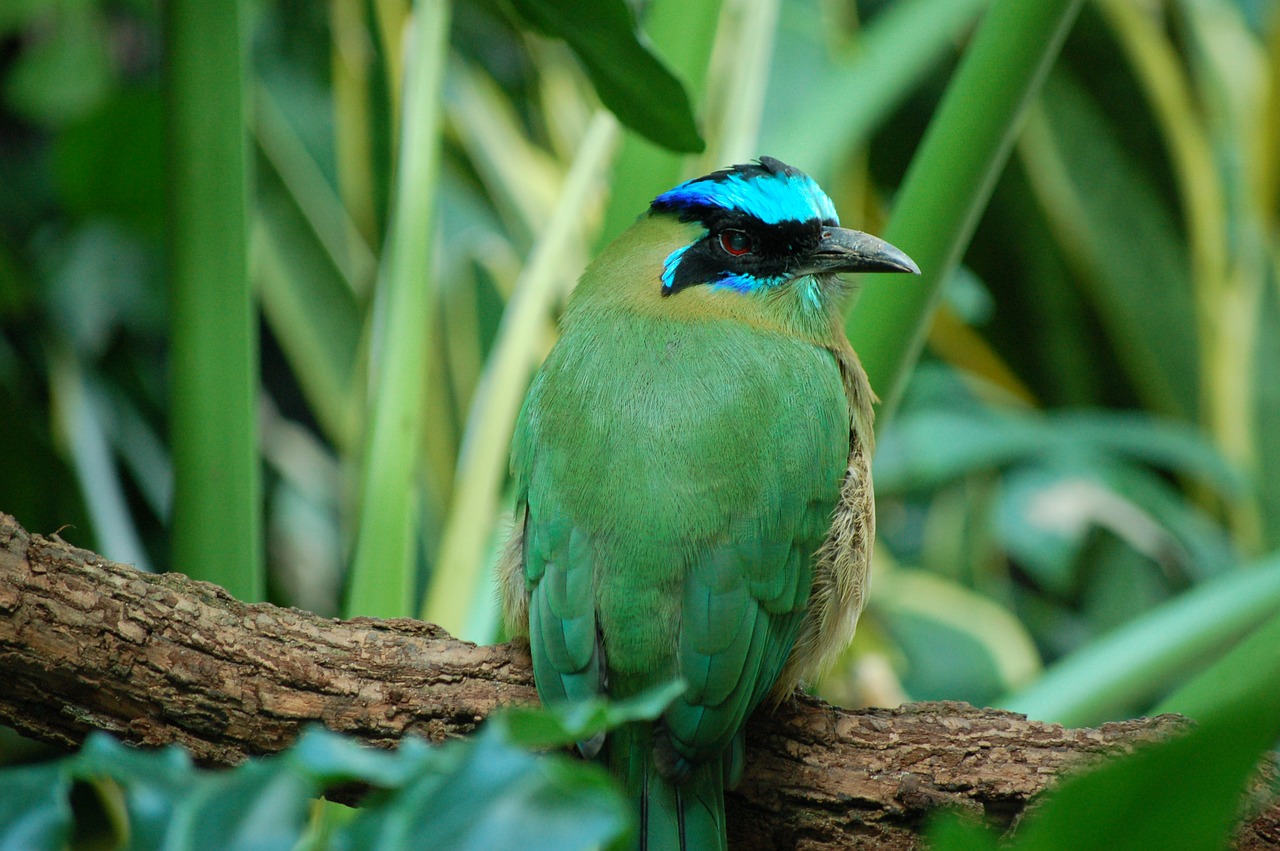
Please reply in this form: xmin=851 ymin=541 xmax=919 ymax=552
xmin=719 ymin=230 xmax=753 ymax=256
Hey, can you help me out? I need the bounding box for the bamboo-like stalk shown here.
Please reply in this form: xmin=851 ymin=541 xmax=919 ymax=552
xmin=345 ymin=0 xmax=450 ymax=619
xmin=330 ymin=0 xmax=379 ymax=249
xmin=844 ymin=0 xmax=1085 ymax=423
xmin=762 ymin=0 xmax=990 ymax=178
xmin=165 ymin=0 xmax=262 ymax=600
xmin=704 ymin=0 xmax=780 ymax=167
xmin=423 ymin=113 xmax=619 ymax=637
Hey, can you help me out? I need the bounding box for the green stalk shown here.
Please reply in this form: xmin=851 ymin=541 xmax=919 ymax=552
xmin=330 ymin=0 xmax=379 ymax=248
xmin=762 ymin=0 xmax=990 ymax=177
xmin=345 ymin=0 xmax=449 ymax=619
xmin=1001 ymin=554 xmax=1280 ymax=726
xmin=49 ymin=348 xmax=151 ymax=571
xmin=705 ymin=0 xmax=780 ymax=165
xmin=166 ymin=0 xmax=262 ymax=600
xmin=844 ymin=0 xmax=1083 ymax=422
xmin=423 ymin=113 xmax=619 ymax=637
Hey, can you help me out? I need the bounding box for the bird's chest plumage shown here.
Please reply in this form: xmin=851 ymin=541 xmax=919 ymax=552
xmin=519 ymin=309 xmax=848 ymax=678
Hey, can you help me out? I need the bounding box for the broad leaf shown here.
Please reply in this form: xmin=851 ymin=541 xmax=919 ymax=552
xmin=505 ymin=0 xmax=703 ymax=153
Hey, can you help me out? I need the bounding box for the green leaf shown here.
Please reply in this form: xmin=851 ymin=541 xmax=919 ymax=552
xmin=3 ymin=1 xmax=112 ymax=125
xmin=74 ymin=734 xmax=196 ymax=851
xmin=252 ymin=204 xmax=362 ymax=452
xmin=1051 ymin=411 xmax=1242 ymax=495
xmin=1017 ymin=68 xmax=1200 ymax=421
xmin=494 ymin=679 xmax=686 ymax=749
xmin=333 ymin=728 xmax=629 ymax=851
xmin=1251 ymin=293 xmax=1280 ymax=549
xmin=164 ymin=760 xmax=317 ymax=851
xmin=995 ymin=461 xmax=1236 ymax=599
xmin=0 ymin=762 xmax=72 ymax=851
xmin=593 ymin=0 xmax=723 ymax=248
xmin=763 ymin=0 xmax=990 ymax=177
xmin=845 ymin=0 xmax=1084 ymax=421
xmin=1008 ymin=676 xmax=1280 ymax=851
xmin=1001 ymin=551 xmax=1280 ymax=725
xmin=53 ymin=86 xmax=166 ymax=238
xmin=926 ymin=811 xmax=1001 ymax=851
xmin=876 ymin=407 xmax=1240 ymax=498
xmin=1155 ymin=606 xmax=1280 ymax=720
xmin=874 ymin=408 xmax=1046 ymax=494
xmin=504 ymin=0 xmax=703 ymax=153
xmin=286 ymin=726 xmax=436 ymax=789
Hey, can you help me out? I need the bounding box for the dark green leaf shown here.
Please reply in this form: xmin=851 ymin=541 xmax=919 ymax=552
xmin=53 ymin=86 xmax=166 ymax=238
xmin=504 ymin=0 xmax=703 ymax=152
xmin=926 ymin=810 xmax=1001 ymax=851
xmin=163 ymin=760 xmax=317 ymax=851
xmin=495 ymin=679 xmax=685 ymax=749
xmin=0 ymin=762 xmax=72 ymax=851
xmin=74 ymin=734 xmax=195 ymax=851
xmin=286 ymin=726 xmax=437 ymax=789
xmin=333 ymin=727 xmax=629 ymax=851
xmin=1018 ymin=67 xmax=1199 ymax=420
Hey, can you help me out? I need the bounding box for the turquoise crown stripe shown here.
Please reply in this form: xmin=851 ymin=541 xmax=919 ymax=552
xmin=654 ymin=169 xmax=839 ymax=227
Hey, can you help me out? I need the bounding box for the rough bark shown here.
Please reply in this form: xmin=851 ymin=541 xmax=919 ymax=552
xmin=1 ymin=512 xmax=1276 ymax=849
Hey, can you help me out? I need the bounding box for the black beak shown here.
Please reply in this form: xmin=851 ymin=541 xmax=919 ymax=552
xmin=800 ymin=227 xmax=920 ymax=276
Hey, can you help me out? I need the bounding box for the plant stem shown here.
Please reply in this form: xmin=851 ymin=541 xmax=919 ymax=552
xmin=345 ymin=0 xmax=450 ymax=618
xmin=166 ymin=0 xmax=262 ymax=600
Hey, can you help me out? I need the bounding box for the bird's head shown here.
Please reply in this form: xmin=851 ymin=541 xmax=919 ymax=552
xmin=646 ymin=157 xmax=918 ymax=310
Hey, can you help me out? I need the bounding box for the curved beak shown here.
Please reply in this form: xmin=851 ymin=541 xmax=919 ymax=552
xmin=799 ymin=227 xmax=920 ymax=276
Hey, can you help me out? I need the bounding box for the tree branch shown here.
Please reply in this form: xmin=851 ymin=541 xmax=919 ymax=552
xmin=1 ymin=512 xmax=1276 ymax=849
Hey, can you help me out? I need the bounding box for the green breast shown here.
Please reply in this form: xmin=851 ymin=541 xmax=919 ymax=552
xmin=516 ymin=307 xmax=848 ymax=680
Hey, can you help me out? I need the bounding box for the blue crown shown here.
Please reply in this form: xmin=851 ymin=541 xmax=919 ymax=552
xmin=651 ymin=157 xmax=839 ymax=227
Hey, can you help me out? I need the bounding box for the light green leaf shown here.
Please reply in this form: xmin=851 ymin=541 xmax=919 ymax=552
xmin=1002 ymin=551 xmax=1280 ymax=725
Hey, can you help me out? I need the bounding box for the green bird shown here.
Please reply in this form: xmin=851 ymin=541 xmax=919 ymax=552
xmin=499 ymin=157 xmax=918 ymax=850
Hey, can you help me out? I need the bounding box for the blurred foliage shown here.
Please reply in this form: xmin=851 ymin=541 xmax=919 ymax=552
xmin=0 ymin=686 xmax=687 ymax=851
xmin=930 ymin=666 xmax=1280 ymax=851
xmin=3 ymin=0 xmax=1280 ymax=842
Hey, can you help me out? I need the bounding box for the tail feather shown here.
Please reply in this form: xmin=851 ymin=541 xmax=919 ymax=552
xmin=610 ymin=724 xmax=726 ymax=851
